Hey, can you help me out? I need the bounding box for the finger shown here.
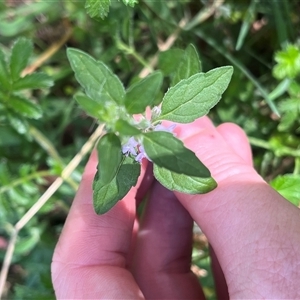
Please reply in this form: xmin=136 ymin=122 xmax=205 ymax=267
xmin=174 ymin=119 xmax=300 ymax=298
xmin=167 ymin=118 xmax=252 ymax=296
xmin=164 ymin=116 xmax=215 ymax=140
xmin=212 ymin=122 xmax=252 ymax=295
xmin=127 ymin=162 xmax=155 ymax=265
xmin=136 ymin=162 xmax=154 ymax=205
xmin=132 ymin=182 xmax=205 ymax=299
xmin=51 ymin=151 xmax=146 ymax=299
xmin=216 ymin=122 xmax=252 ymax=165
xmin=180 ymin=117 xmax=257 ymax=185
xmin=209 ymin=245 xmax=229 ymax=300
xmin=174 ymin=117 xmax=261 ymax=242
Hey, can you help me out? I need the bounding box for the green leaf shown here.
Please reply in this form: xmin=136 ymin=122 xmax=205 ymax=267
xmin=278 ymin=110 xmax=297 ymax=132
xmin=93 ymin=176 xmax=119 ymax=214
xmin=122 ymin=0 xmax=138 ymax=7
xmin=85 ymin=0 xmax=110 ymax=19
xmin=67 ymin=48 xmax=125 ymax=105
xmin=195 ymin=29 xmax=280 ymax=116
xmin=288 ymin=81 xmax=300 ymax=96
xmin=124 ymin=71 xmax=163 ymax=114
xmin=75 ymin=93 xmax=119 ymax=123
xmin=96 ymin=133 xmax=122 ymax=185
xmin=273 ymin=44 xmax=300 ymax=79
xmin=154 ymin=164 xmax=217 ymax=194
xmin=10 ymin=37 xmax=33 ymax=82
xmin=74 ymin=93 xmax=106 ymax=120
xmin=13 ymin=73 xmax=53 ymax=90
xmin=7 ymin=112 xmax=30 ymax=134
xmin=142 ymin=131 xmax=210 ymax=177
xmin=93 ymin=156 xmax=140 ymax=214
xmin=158 ymin=49 xmax=184 ymax=76
xmin=0 ymin=126 xmax=22 ymax=147
xmin=270 ymin=174 xmax=300 ymax=206
xmin=279 ymin=97 xmax=299 ymax=113
xmin=235 ymin=0 xmax=257 ymax=51
xmin=268 ymin=78 xmax=291 ymax=101
xmin=7 ymin=95 xmax=42 ymax=119
xmin=194 ymin=29 xmax=280 ymax=116
xmin=158 ymin=66 xmax=233 ymax=123
xmin=277 ymin=97 xmax=300 ymax=131
xmin=0 ymin=48 xmax=11 ymax=91
xmin=115 ymin=119 xmax=141 ymax=136
xmin=116 ymin=156 xmax=140 ymax=199
xmin=172 ymin=44 xmax=201 ymax=86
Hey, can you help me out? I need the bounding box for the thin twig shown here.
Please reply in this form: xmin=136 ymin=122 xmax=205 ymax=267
xmin=138 ymin=0 xmax=223 ymax=79
xmin=0 ymin=170 xmax=51 ymax=194
xmin=21 ymin=25 xmax=73 ymax=77
xmin=249 ymin=136 xmax=300 ymax=157
xmin=29 ymin=126 xmax=78 ymax=191
xmin=0 ymin=22 xmax=75 ymax=299
xmin=0 ymin=125 xmax=104 ymax=299
xmin=183 ymin=0 xmax=224 ymax=31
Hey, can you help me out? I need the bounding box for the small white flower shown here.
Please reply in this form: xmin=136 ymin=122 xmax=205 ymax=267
xmin=151 ymin=106 xmax=161 ymax=119
xmin=122 ymin=137 xmax=138 ymax=156
xmin=154 ymin=123 xmax=176 ymax=133
xmin=135 ymin=145 xmax=151 ymax=162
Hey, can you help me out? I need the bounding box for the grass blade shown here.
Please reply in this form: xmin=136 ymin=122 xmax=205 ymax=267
xmin=194 ymin=29 xmax=280 ymax=116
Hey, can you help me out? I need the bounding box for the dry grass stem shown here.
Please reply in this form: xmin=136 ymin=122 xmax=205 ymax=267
xmin=21 ymin=26 xmax=73 ymax=77
xmin=139 ymin=17 xmax=188 ymax=78
xmin=0 ymin=124 xmax=104 ymax=299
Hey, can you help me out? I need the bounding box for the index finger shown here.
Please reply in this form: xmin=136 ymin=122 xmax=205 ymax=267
xmin=51 ymin=151 xmax=146 ymax=299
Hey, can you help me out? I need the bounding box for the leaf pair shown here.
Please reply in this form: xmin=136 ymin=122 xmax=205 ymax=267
xmin=0 ymin=38 xmax=53 ymax=134
xmin=158 ymin=66 xmax=233 ymax=123
xmin=94 ymin=130 xmax=216 ymax=214
xmin=67 ymin=48 xmax=163 ymax=126
xmin=94 ymin=133 xmax=140 ymax=214
xmin=0 ymin=38 xmax=53 ymax=95
xmin=67 ymin=46 xmax=234 ymax=215
xmin=159 ymin=44 xmax=201 ymax=85
xmin=156 ymin=44 xmax=233 ymax=123
xmin=142 ymin=131 xmax=217 ymax=194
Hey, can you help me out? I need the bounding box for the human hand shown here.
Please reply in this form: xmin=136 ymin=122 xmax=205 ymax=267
xmin=52 ymin=117 xmax=300 ymax=299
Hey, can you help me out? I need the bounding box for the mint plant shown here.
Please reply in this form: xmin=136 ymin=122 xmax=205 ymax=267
xmin=0 ymin=37 xmax=53 ymax=135
xmin=272 ymin=44 xmax=300 ymax=132
xmin=1 ymin=0 xmax=300 ymax=298
xmin=67 ymin=45 xmax=233 ymax=214
xmin=85 ymin=0 xmax=138 ymax=19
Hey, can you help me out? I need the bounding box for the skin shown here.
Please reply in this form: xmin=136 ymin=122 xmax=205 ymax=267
xmin=52 ymin=117 xmax=300 ymax=299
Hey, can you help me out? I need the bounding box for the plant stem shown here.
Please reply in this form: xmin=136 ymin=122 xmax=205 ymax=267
xmin=249 ymin=136 xmax=300 ymax=157
xmin=194 ymin=29 xmax=280 ymax=117
xmin=29 ymin=126 xmax=61 ymax=163
xmin=293 ymin=158 xmax=300 ymax=175
xmin=183 ymin=0 xmax=224 ymax=31
xmin=0 ymin=124 xmax=105 ymax=299
xmin=21 ymin=23 xmax=73 ymax=76
xmin=116 ymin=39 xmax=153 ymax=72
xmin=0 ymin=170 xmax=52 ymax=194
xmin=29 ymin=126 xmax=78 ymax=191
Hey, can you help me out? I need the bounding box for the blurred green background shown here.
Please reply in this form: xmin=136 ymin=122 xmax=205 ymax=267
xmin=0 ymin=0 xmax=300 ymax=299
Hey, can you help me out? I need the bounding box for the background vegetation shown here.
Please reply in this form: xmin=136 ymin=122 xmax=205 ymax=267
xmin=0 ymin=0 xmax=300 ymax=299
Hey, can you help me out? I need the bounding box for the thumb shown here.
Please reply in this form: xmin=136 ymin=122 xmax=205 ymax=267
xmin=173 ymin=117 xmax=300 ymax=298
xmin=173 ymin=116 xmax=261 ymax=243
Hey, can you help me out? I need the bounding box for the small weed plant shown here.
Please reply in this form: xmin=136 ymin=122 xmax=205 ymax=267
xmin=0 ymin=0 xmax=300 ymax=299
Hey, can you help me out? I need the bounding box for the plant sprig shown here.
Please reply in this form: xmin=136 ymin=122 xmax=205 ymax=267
xmin=85 ymin=0 xmax=138 ymax=19
xmin=67 ymin=45 xmax=233 ymax=214
xmin=0 ymin=37 xmax=53 ymax=135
